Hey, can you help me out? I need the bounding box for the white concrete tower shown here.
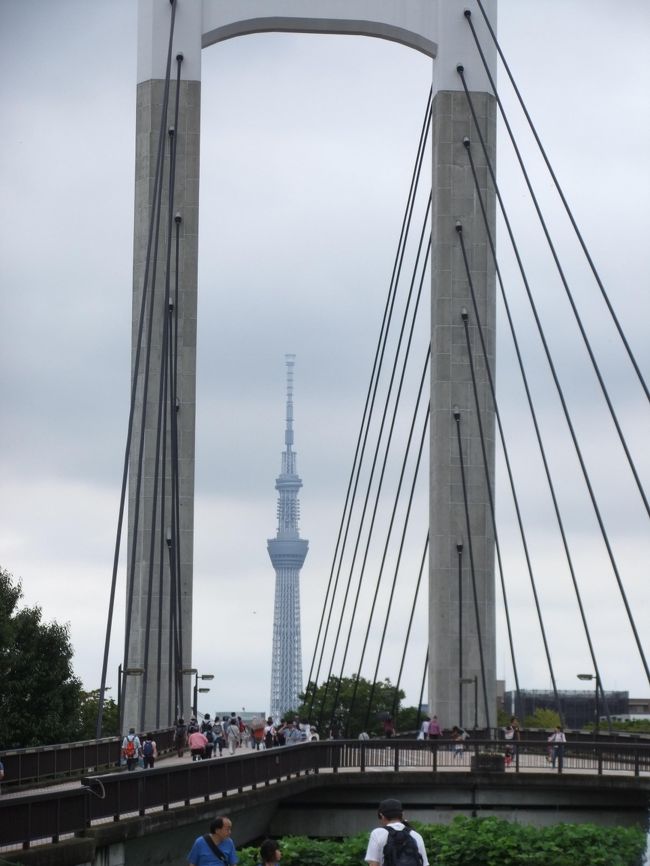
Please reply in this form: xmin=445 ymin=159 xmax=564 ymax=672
xmin=132 ymin=0 xmax=498 ymax=733
xmin=267 ymin=356 xmax=309 ymax=720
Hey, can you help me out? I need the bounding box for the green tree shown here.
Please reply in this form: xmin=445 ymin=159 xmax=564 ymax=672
xmin=0 ymin=566 xmax=83 ymax=748
xmin=77 ymin=689 xmax=119 ymax=740
xmin=524 ymin=706 xmax=561 ymax=729
xmin=298 ymin=674 xmax=407 ymax=737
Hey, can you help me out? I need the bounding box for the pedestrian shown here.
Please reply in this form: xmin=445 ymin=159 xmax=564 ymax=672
xmin=264 ymin=717 xmax=275 ymax=750
xmin=121 ymin=727 xmax=141 ymax=771
xmin=548 ymin=726 xmax=566 ymax=769
xmin=188 ymin=728 xmax=208 ymax=761
xmin=365 ymin=798 xmax=428 ymax=866
xmin=258 ymin=838 xmax=281 ymax=865
xmin=451 ymin=725 xmax=468 ymax=758
xmin=187 ymin=816 xmax=238 ymax=865
xmin=213 ymin=717 xmax=226 ymax=756
xmin=427 ymin=716 xmax=442 ymax=739
xmin=503 ymin=725 xmax=515 ymax=766
xmin=382 ymin=716 xmax=395 ymax=738
xmin=510 ymin=716 xmax=521 ymax=740
xmin=0 ymin=757 xmax=4 ymax=793
xmin=175 ymin=717 xmax=188 ymax=758
xmin=417 ymin=717 xmax=429 ymax=740
xmin=204 ymin=726 xmax=216 ymax=759
xmin=227 ymin=717 xmax=241 ymax=755
xmin=142 ymin=732 xmax=158 ymax=768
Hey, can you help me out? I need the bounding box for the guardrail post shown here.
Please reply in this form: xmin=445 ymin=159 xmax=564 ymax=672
xmin=360 ymin=742 xmax=366 ymax=773
xmin=394 ymin=743 xmax=399 ymax=772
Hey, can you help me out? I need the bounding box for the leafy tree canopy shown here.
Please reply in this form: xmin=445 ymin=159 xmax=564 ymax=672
xmin=297 ymin=674 xmax=415 ymax=738
xmin=524 ymin=707 xmax=562 ymax=729
xmin=78 ymin=689 xmax=119 ymax=740
xmin=0 ymin=566 xmax=83 ymax=748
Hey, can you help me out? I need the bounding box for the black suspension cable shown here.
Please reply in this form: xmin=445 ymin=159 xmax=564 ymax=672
xmin=469 ymin=3 xmax=650 ymax=405
xmin=156 ymin=330 xmax=169 ymax=729
xmin=315 ymin=198 xmax=432 ymax=731
xmin=323 ymin=217 xmax=431 ymax=732
xmin=460 ymin=146 xmax=613 ymax=727
xmin=307 ymin=90 xmax=433 ymax=721
xmin=458 ymin=56 xmax=650 ymax=524
xmin=457 ymin=542 xmax=464 ymax=727
xmin=415 ymin=648 xmax=429 ymax=735
xmin=140 ymin=61 xmax=183 ymax=728
xmin=341 ymin=340 xmax=431 ymax=733
xmin=452 ymin=406 xmax=491 ymax=729
xmin=459 ymin=304 xmax=522 ymax=713
xmin=391 ymin=533 xmax=429 ymax=722
xmin=458 ymin=78 xmax=650 ymax=685
xmin=169 ymin=209 xmax=184 ymax=716
xmin=96 ymin=0 xmax=178 ymax=737
xmin=362 ymin=404 xmax=430 ymax=733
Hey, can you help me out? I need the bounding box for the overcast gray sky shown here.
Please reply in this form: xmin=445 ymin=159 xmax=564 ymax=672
xmin=1 ymin=0 xmax=648 ymax=717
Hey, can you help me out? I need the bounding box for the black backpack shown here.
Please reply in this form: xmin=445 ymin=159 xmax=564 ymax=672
xmin=383 ymin=826 xmax=423 ymax=866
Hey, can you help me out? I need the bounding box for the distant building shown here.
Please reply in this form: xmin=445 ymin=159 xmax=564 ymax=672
xmin=505 ymin=689 xmax=629 ymax=729
xmin=267 ymin=356 xmax=309 ymax=721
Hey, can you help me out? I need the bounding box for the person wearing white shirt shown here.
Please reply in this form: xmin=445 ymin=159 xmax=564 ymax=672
xmin=365 ymin=798 xmax=429 ymax=866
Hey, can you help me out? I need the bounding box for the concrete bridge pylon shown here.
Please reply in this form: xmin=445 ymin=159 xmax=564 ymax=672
xmin=127 ymin=0 xmax=497 ymax=731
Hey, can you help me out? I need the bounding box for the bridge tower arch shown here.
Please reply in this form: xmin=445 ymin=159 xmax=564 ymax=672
xmin=127 ymin=0 xmax=497 ymax=731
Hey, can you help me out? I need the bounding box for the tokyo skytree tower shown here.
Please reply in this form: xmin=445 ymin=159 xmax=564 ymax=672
xmin=267 ymin=355 xmax=309 ymax=721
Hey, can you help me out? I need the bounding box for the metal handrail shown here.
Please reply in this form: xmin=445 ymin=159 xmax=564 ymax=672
xmin=1 ymin=738 xmax=649 ymax=849
xmin=0 ymin=727 xmax=175 ymax=790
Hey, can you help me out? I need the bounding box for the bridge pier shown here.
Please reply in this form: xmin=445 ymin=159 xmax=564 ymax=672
xmin=129 ymin=0 xmax=498 ymax=730
xmin=429 ymin=88 xmax=497 ymax=730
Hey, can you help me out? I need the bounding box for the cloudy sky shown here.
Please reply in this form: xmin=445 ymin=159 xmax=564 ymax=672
xmin=1 ymin=0 xmax=648 ymax=718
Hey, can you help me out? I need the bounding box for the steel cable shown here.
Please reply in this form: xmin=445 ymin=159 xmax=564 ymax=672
xmin=305 ymin=90 xmax=433 ymax=722
xmin=468 ymin=3 xmax=650 ymax=405
xmin=458 ymin=52 xmax=650 ymax=523
xmin=462 ymin=142 xmax=614 ymax=727
xmin=362 ymin=403 xmax=430 ymax=733
xmin=458 ymin=76 xmax=650 ymax=685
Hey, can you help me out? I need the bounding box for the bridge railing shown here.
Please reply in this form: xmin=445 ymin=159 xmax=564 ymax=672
xmin=1 ymin=738 xmax=649 ymax=851
xmin=0 ymin=727 xmax=175 ymax=790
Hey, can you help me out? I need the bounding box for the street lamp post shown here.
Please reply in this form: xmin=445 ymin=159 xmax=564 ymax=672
xmin=180 ymin=668 xmax=214 ymax=718
xmin=577 ymin=673 xmax=600 ymax=736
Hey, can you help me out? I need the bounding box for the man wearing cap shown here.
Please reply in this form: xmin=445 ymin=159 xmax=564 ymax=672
xmin=365 ymin=798 xmax=429 ymax=866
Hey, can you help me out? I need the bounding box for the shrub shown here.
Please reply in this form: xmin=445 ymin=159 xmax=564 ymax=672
xmin=236 ymin=817 xmax=645 ymax=866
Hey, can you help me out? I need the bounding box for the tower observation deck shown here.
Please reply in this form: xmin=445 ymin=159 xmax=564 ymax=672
xmin=267 ymin=355 xmax=309 ymax=721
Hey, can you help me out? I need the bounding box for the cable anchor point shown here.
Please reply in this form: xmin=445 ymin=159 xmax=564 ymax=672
xmin=461 ymin=307 xmax=469 ymax=321
xmin=464 ymin=9 xmax=472 ymax=19
xmin=457 ymin=64 xmax=465 ymax=75
xmin=453 ymin=405 xmax=461 ymax=421
xmin=455 ymin=220 xmax=463 ymax=233
xmin=174 ymin=212 xmax=182 ymax=224
xmin=463 ymin=136 xmax=471 ymax=149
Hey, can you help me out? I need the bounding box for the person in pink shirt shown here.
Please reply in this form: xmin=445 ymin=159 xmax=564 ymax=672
xmin=427 ymin=716 xmax=442 ymax=739
xmin=188 ymin=729 xmax=208 ymax=761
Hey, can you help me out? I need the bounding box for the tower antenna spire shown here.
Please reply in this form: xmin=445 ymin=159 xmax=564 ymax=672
xmin=268 ymin=354 xmax=308 ymax=720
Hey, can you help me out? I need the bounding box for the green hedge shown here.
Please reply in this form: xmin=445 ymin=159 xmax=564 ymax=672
xmin=236 ymin=817 xmax=646 ymax=866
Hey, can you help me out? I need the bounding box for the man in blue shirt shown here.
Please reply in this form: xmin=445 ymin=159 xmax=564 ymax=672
xmin=187 ymin=816 xmax=238 ymax=865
